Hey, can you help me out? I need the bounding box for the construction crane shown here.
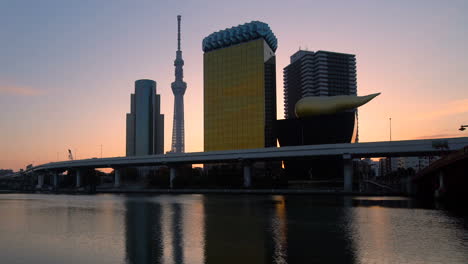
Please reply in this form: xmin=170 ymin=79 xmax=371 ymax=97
xmin=68 ymin=149 xmax=74 ymax=160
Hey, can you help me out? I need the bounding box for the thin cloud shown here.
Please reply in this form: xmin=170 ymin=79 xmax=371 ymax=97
xmin=416 ymin=98 xmax=468 ymax=120
xmin=0 ymin=85 xmax=44 ymax=96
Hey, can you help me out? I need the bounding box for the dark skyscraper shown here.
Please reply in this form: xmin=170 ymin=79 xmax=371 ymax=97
xmin=171 ymin=15 xmax=187 ymax=153
xmin=283 ymin=50 xmax=357 ymax=119
xmin=203 ymin=21 xmax=277 ymax=151
xmin=278 ymin=50 xmax=359 ymax=181
xmin=126 ymin=79 xmax=164 ymax=156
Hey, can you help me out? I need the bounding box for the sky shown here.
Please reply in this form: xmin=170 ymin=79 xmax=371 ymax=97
xmin=1 ymin=0 xmax=468 ymax=170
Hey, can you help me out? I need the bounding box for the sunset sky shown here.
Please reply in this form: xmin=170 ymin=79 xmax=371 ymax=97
xmin=1 ymin=0 xmax=467 ymax=170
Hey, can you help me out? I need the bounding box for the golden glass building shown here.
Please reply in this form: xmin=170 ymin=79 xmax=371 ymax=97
xmin=203 ymin=21 xmax=278 ymax=151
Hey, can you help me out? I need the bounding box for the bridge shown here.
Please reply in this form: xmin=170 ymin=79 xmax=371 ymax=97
xmin=30 ymin=137 xmax=468 ymax=192
xmin=412 ymin=144 xmax=468 ymax=200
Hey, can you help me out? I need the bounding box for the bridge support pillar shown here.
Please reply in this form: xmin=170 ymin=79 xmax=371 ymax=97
xmin=76 ymin=170 xmax=82 ymax=188
xmin=243 ymin=163 xmax=252 ymax=188
xmin=405 ymin=177 xmax=413 ymax=195
xmin=438 ymin=171 xmax=445 ymax=190
xmin=53 ymin=173 xmax=58 ymax=187
xmin=114 ymin=169 xmax=121 ymax=188
xmin=343 ymin=154 xmax=353 ymax=192
xmin=170 ymin=167 xmax=176 ymax=189
xmin=37 ymin=174 xmax=44 ymax=189
xmin=435 ymin=170 xmax=445 ymax=198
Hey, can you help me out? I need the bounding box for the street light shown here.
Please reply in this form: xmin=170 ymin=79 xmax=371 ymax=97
xmin=389 ymin=117 xmax=392 ymax=141
xmin=459 ymin=125 xmax=467 ymax=131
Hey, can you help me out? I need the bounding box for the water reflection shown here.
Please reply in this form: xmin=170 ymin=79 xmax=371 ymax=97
xmin=348 ymin=196 xmax=468 ymax=264
xmin=181 ymin=199 xmax=205 ymax=264
xmin=0 ymin=194 xmax=126 ymax=264
xmin=124 ymin=196 xmax=205 ymax=264
xmin=0 ymin=194 xmax=466 ymax=264
xmin=205 ymin=195 xmax=306 ymax=264
xmin=284 ymin=196 xmax=356 ymax=263
xmin=172 ymin=204 xmax=184 ymax=263
xmin=271 ymin=196 xmax=287 ymax=263
xmin=124 ymin=199 xmax=162 ymax=263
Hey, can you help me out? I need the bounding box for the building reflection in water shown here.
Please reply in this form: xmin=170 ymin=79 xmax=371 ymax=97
xmin=124 ymin=199 xmax=163 ymax=263
xmin=204 ymin=195 xmax=274 ymax=263
xmin=284 ymin=196 xmax=355 ymax=263
xmin=125 ymin=195 xmax=468 ymax=264
xmin=124 ymin=195 xmax=205 ymax=264
xmin=171 ymin=203 xmax=184 ymax=263
xmin=1 ymin=194 xmax=466 ymax=263
xmin=160 ymin=202 xmax=174 ymax=264
xmin=124 ymin=195 xmax=356 ymax=264
xmin=181 ymin=197 xmax=205 ymax=264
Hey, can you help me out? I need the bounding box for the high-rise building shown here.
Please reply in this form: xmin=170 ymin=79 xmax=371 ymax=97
xmin=283 ymin=50 xmax=357 ymax=119
xmin=126 ymin=79 xmax=164 ymax=156
xmin=203 ymin=21 xmax=278 ymax=151
xmin=170 ymin=15 xmax=187 ymax=153
xmin=277 ymin=50 xmax=358 ymax=181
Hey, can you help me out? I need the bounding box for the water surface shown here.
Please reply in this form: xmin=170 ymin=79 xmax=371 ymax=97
xmin=0 ymin=194 xmax=466 ymax=264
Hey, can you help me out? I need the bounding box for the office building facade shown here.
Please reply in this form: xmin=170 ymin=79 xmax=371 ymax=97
xmin=283 ymin=50 xmax=357 ymax=119
xmin=203 ymin=21 xmax=278 ymax=151
xmin=126 ymin=79 xmax=164 ymax=156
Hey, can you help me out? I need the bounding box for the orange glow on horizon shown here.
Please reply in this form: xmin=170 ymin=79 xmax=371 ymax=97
xmin=1 ymin=1 xmax=467 ymax=171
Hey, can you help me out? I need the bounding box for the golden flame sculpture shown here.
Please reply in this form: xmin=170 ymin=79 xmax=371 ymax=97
xmin=295 ymin=93 xmax=381 ymax=118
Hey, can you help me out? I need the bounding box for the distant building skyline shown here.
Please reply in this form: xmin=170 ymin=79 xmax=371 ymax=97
xmin=203 ymin=21 xmax=277 ymax=151
xmin=378 ymin=156 xmax=440 ymax=176
xmin=126 ymin=79 xmax=164 ymax=156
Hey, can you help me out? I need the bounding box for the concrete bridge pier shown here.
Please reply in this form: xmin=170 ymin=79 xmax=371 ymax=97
xmin=404 ymin=177 xmax=413 ymax=195
xmin=114 ymin=169 xmax=121 ymax=188
xmin=37 ymin=174 xmax=44 ymax=189
xmin=438 ymin=171 xmax=445 ymax=190
xmin=53 ymin=172 xmax=59 ymax=188
xmin=170 ymin=167 xmax=176 ymax=189
xmin=76 ymin=170 xmax=82 ymax=188
xmin=343 ymin=154 xmax=353 ymax=192
xmin=435 ymin=170 xmax=445 ymax=198
xmin=243 ymin=162 xmax=252 ymax=188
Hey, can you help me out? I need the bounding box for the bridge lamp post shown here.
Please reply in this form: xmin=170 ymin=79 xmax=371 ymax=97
xmin=459 ymin=125 xmax=468 ymax=131
xmin=389 ymin=117 xmax=392 ymax=141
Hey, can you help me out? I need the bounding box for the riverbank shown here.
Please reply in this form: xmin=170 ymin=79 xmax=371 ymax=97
xmin=100 ymin=188 xmax=406 ymax=196
xmin=0 ymin=187 xmax=405 ymax=196
xmin=0 ymin=190 xmax=17 ymax=194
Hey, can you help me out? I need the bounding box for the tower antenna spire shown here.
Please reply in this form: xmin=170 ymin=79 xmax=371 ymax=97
xmin=177 ymin=15 xmax=181 ymax=51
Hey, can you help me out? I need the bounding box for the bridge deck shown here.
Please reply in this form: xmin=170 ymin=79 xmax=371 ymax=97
xmin=30 ymin=137 xmax=468 ymax=171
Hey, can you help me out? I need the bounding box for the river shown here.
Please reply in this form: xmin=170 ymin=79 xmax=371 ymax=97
xmin=0 ymin=194 xmax=466 ymax=264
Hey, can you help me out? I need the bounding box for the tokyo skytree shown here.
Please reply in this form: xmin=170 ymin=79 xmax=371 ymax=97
xmin=170 ymin=15 xmax=187 ymax=153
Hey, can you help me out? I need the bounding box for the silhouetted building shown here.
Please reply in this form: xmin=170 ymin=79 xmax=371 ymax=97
xmin=171 ymin=15 xmax=187 ymax=153
xmin=0 ymin=169 xmax=14 ymax=176
xmin=203 ymin=21 xmax=277 ymax=151
xmin=278 ymin=50 xmax=359 ymax=181
xmin=378 ymin=156 xmax=439 ymax=176
xmin=126 ymin=79 xmax=164 ymax=156
xmin=283 ymin=50 xmax=357 ymax=119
